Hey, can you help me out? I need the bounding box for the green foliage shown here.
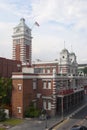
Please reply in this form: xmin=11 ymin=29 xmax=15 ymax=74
xmin=83 ymin=67 xmax=87 ymax=74
xmin=0 ymin=128 xmax=6 ymax=130
xmin=0 ymin=78 xmax=12 ymax=106
xmin=0 ymin=108 xmax=6 ymax=121
xmin=0 ymin=118 xmax=23 ymax=130
xmin=24 ymin=104 xmax=40 ymax=118
xmin=3 ymin=118 xmax=23 ymax=126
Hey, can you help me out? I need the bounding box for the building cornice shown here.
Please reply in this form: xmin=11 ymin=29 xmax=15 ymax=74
xmin=12 ymin=73 xmax=54 ymax=79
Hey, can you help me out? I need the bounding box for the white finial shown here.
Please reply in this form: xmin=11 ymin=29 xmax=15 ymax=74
xmin=20 ymin=18 xmax=25 ymax=23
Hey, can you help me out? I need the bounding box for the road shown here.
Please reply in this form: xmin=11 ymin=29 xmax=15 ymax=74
xmin=53 ymin=105 xmax=87 ymax=130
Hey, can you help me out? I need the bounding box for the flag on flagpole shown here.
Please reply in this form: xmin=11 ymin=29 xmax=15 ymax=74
xmin=35 ymin=21 xmax=40 ymax=27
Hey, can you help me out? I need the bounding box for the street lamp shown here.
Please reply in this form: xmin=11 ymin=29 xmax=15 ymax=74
xmin=44 ymin=109 xmax=47 ymax=129
xmin=41 ymin=109 xmax=48 ymax=129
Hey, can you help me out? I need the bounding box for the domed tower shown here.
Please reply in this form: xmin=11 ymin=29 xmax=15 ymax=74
xmin=69 ymin=52 xmax=78 ymax=75
xmin=69 ymin=52 xmax=76 ymax=63
xmin=60 ymin=49 xmax=69 ymax=63
xmin=12 ymin=18 xmax=32 ymax=66
xmin=59 ymin=48 xmax=70 ymax=74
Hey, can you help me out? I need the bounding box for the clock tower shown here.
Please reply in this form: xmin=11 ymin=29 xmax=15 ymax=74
xmin=12 ymin=18 xmax=32 ymax=66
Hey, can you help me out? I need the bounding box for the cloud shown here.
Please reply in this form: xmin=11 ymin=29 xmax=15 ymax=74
xmin=0 ymin=22 xmax=14 ymax=58
xmin=0 ymin=0 xmax=87 ymax=28
xmin=0 ymin=0 xmax=87 ymax=63
xmin=27 ymin=0 xmax=87 ymax=28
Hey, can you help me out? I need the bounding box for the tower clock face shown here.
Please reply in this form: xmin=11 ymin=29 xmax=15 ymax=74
xmin=71 ymin=57 xmax=74 ymax=62
xmin=16 ymin=28 xmax=21 ymax=33
xmin=62 ymin=55 xmax=65 ymax=59
xmin=61 ymin=54 xmax=67 ymax=60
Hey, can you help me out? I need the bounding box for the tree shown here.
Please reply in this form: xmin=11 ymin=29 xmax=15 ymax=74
xmin=0 ymin=108 xmax=6 ymax=121
xmin=0 ymin=77 xmax=12 ymax=106
xmin=83 ymin=67 xmax=87 ymax=74
xmin=24 ymin=103 xmax=40 ymax=118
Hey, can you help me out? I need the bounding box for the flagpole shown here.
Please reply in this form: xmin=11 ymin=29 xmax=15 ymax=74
xmin=31 ymin=21 xmax=39 ymax=30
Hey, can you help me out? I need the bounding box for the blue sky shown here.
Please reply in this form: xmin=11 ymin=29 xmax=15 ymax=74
xmin=0 ymin=0 xmax=87 ymax=63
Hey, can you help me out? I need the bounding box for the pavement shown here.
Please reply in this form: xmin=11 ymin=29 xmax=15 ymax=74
xmin=8 ymin=116 xmax=62 ymax=130
xmin=8 ymin=96 xmax=87 ymax=130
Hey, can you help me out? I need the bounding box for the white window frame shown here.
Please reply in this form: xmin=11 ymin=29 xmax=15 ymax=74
xmin=18 ymin=84 xmax=22 ymax=90
xmin=47 ymin=69 xmax=50 ymax=73
xmin=53 ymin=68 xmax=56 ymax=73
xmin=17 ymin=107 xmax=21 ymax=113
xmin=48 ymin=82 xmax=51 ymax=89
xmin=43 ymin=82 xmax=47 ymax=89
xmin=33 ymin=82 xmax=37 ymax=89
xmin=48 ymin=101 xmax=51 ymax=110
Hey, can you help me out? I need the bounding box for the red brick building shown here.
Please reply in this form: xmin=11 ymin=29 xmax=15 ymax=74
xmin=11 ymin=18 xmax=87 ymax=118
xmin=12 ymin=70 xmax=86 ymax=118
xmin=32 ymin=60 xmax=59 ymax=74
xmin=0 ymin=18 xmax=86 ymax=119
xmin=0 ymin=57 xmax=22 ymax=78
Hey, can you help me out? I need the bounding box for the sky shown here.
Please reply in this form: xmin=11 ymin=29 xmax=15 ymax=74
xmin=0 ymin=0 xmax=87 ymax=64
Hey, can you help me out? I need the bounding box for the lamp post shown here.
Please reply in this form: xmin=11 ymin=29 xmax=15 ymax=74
xmin=44 ymin=109 xmax=47 ymax=129
xmin=41 ymin=109 xmax=48 ymax=129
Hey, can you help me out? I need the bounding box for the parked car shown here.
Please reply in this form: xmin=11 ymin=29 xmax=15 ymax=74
xmin=71 ymin=125 xmax=87 ymax=130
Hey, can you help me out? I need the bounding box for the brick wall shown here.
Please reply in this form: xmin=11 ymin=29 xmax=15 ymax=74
xmin=12 ymin=75 xmax=38 ymax=118
xmin=32 ymin=62 xmax=59 ymax=74
xmin=12 ymin=79 xmax=23 ymax=118
xmin=0 ymin=57 xmax=22 ymax=78
xmin=12 ymin=73 xmax=54 ymax=118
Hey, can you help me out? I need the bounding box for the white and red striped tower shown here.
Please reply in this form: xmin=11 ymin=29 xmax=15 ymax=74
xmin=51 ymin=69 xmax=57 ymax=116
xmin=12 ymin=18 xmax=32 ymax=66
xmin=59 ymin=48 xmax=70 ymax=74
xmin=59 ymin=48 xmax=78 ymax=75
